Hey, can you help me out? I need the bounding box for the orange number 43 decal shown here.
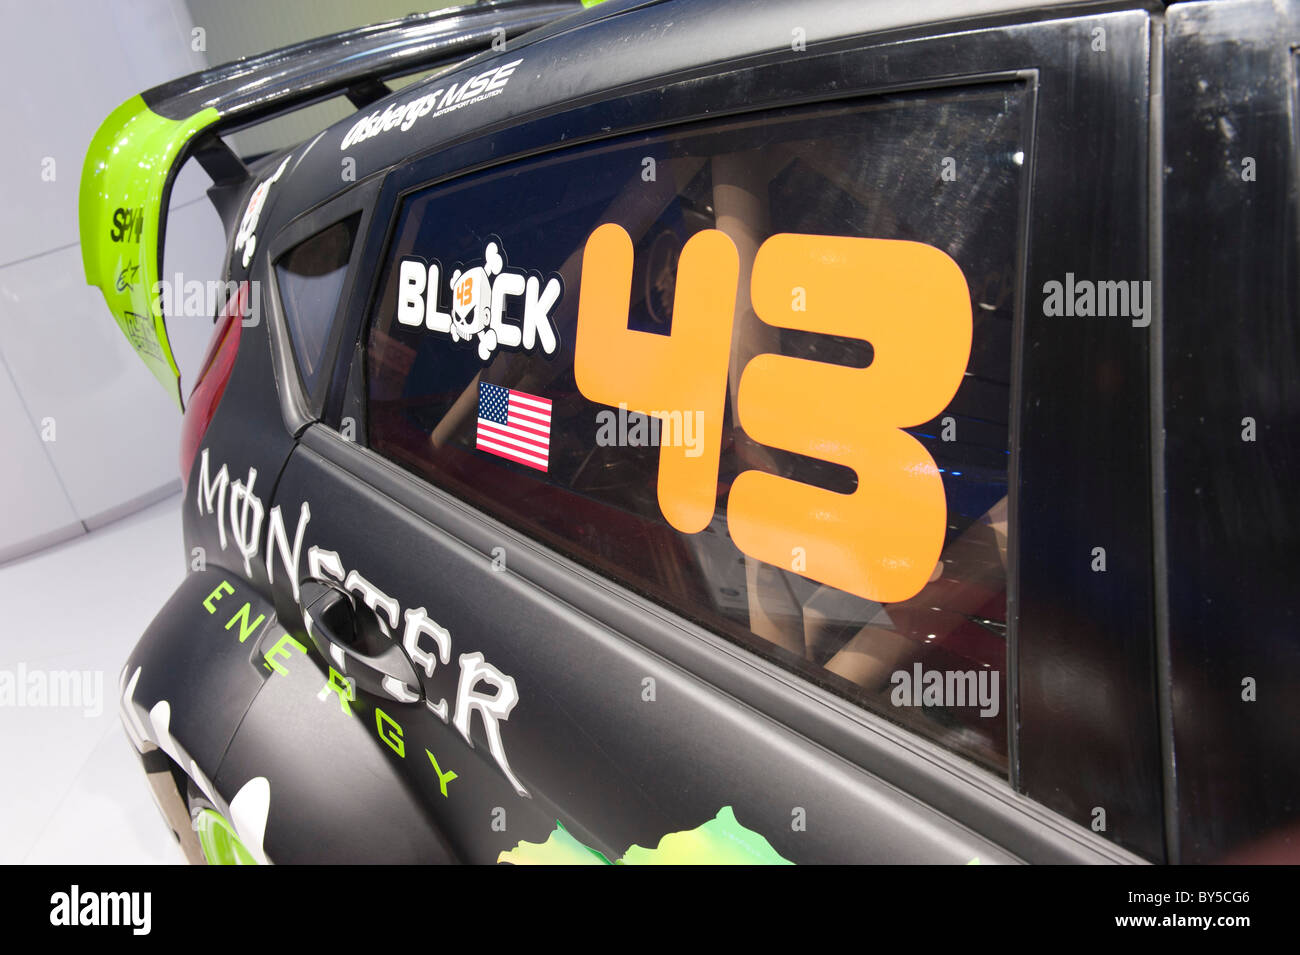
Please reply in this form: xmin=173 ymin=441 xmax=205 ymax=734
xmin=574 ymin=225 xmax=972 ymax=604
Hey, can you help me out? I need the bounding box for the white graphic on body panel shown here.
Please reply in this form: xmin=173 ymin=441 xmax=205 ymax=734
xmin=233 ymin=156 xmax=290 ymax=269
xmin=120 ymin=666 xmax=272 ymax=863
xmin=340 ymin=59 xmax=523 ymax=151
xmin=191 ymin=449 xmax=529 ymax=798
xmin=397 ymin=238 xmax=561 ymax=362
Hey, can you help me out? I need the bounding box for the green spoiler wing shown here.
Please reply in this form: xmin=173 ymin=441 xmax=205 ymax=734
xmin=76 ymin=1 xmax=582 ymax=408
xmin=79 ymin=97 xmax=219 ymax=408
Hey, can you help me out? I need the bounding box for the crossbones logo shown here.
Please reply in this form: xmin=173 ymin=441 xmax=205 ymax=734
xmin=448 ymin=241 xmax=505 ymax=361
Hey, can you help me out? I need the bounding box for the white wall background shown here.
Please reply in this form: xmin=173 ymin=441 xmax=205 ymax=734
xmin=0 ymin=0 xmax=219 ymax=563
xmin=0 ymin=0 xmax=452 ymax=564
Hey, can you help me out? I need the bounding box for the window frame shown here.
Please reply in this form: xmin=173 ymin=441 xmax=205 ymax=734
xmin=265 ymin=174 xmax=384 ymax=429
xmin=360 ymin=85 xmax=1028 ymax=773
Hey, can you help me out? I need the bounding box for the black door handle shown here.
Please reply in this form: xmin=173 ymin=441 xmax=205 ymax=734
xmin=299 ymin=579 xmax=422 ymax=704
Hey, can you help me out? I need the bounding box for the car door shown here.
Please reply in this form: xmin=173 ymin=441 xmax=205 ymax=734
xmin=224 ymin=0 xmax=1162 ymax=863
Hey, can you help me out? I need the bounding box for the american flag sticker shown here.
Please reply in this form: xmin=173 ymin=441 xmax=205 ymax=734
xmin=476 ymin=381 xmax=552 ymax=472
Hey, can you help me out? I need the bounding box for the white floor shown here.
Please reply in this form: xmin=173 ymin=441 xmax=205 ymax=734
xmin=0 ymin=493 xmax=188 ymax=864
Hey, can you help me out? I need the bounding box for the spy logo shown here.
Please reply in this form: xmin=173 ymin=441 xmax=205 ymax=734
xmin=109 ymin=207 xmax=144 ymax=243
xmin=396 ymin=237 xmax=562 ymax=362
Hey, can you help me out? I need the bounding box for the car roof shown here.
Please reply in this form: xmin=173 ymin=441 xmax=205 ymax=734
xmin=269 ymin=0 xmax=1159 ymax=222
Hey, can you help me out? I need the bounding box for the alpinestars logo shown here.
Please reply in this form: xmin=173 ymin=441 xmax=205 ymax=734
xmin=396 ymin=239 xmax=562 ymax=362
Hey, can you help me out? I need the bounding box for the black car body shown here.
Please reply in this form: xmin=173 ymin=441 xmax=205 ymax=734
xmin=81 ymin=0 xmax=1300 ymax=864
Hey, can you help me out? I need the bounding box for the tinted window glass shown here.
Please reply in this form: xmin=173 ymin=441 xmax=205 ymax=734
xmin=366 ymin=87 xmax=1025 ymax=772
xmin=275 ymin=215 xmax=358 ymax=391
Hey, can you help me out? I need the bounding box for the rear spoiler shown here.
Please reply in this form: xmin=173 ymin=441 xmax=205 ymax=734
xmin=79 ymin=0 xmax=584 ymax=408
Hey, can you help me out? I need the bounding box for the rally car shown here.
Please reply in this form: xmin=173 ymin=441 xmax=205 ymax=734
xmin=81 ymin=0 xmax=1299 ymax=863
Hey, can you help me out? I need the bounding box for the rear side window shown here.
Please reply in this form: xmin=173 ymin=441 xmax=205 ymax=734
xmin=275 ymin=215 xmax=358 ymax=392
xmin=366 ymin=86 xmax=1026 ymax=773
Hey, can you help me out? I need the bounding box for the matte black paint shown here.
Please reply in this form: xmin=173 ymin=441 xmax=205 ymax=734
xmin=213 ymin=640 xmax=461 ymax=864
xmin=270 ymin=441 xmax=1019 ymax=863
xmin=122 ymin=571 xmax=275 ymax=775
xmin=122 ymin=0 xmax=1299 ymax=866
